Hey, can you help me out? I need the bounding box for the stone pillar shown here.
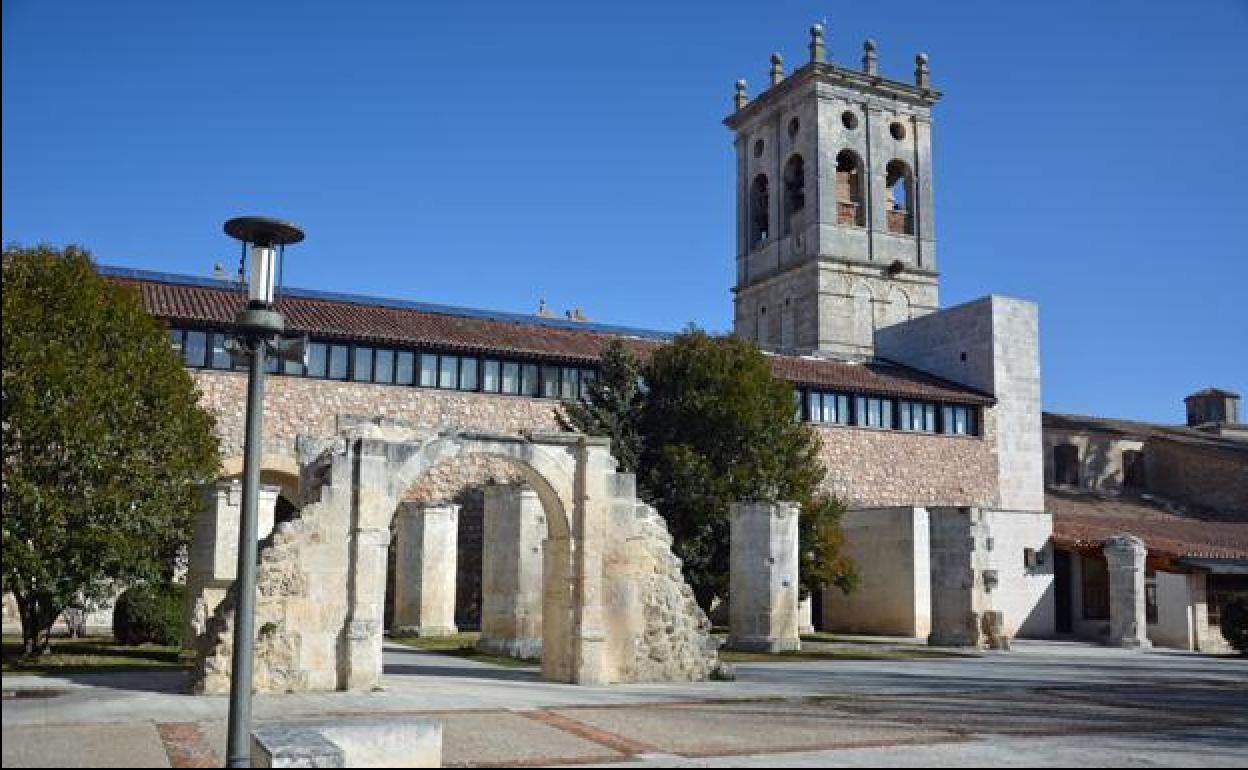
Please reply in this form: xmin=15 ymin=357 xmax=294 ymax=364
xmin=928 ymin=507 xmax=991 ymax=647
xmin=727 ymin=502 xmax=801 ymax=652
xmin=798 ymin=596 xmax=815 ymax=635
xmin=392 ymin=503 xmax=460 ymax=637
xmin=184 ymin=480 xmax=280 ymax=648
xmin=479 ymin=484 xmax=545 ymax=658
xmin=1104 ymin=534 xmax=1151 ymax=649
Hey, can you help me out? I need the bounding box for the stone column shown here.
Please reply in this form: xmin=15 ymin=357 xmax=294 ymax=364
xmin=798 ymin=596 xmax=815 ymax=634
xmin=727 ymin=502 xmax=801 ymax=652
xmin=1104 ymin=534 xmax=1151 ymax=649
xmin=479 ymin=484 xmax=545 ymax=658
xmin=927 ymin=507 xmax=992 ymax=647
xmin=184 ymin=480 xmax=280 ymax=648
xmin=392 ymin=503 xmax=460 ymax=637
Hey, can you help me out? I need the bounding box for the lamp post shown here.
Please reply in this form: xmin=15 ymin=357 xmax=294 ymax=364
xmin=222 ymin=216 xmax=305 ymax=768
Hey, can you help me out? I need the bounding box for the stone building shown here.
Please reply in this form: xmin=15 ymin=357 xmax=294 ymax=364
xmin=72 ymin=25 xmax=1073 ymax=659
xmin=1044 ymin=391 xmax=1248 ymax=652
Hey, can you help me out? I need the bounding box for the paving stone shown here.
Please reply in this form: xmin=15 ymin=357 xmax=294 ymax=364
xmin=1 ymin=723 xmax=171 ymax=768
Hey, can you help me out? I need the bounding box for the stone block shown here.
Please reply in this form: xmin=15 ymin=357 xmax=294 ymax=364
xmin=251 ymin=718 xmax=442 ymax=768
xmin=727 ymin=502 xmax=801 ymax=652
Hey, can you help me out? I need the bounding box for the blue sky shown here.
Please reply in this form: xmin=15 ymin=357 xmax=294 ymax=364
xmin=3 ymin=0 xmax=1245 ymax=424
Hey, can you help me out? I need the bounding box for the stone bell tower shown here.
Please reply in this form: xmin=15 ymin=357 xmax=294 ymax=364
xmin=727 ymin=25 xmax=941 ymax=357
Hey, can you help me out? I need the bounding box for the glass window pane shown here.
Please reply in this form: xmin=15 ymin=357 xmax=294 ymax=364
xmin=438 ymin=356 xmax=458 ymax=389
xmin=182 ymin=330 xmax=206 ymax=367
xmin=352 ymin=347 xmax=373 ymax=382
xmin=283 ymin=353 xmax=303 ymax=376
xmin=483 ymin=360 xmax=500 ymax=392
xmin=542 ymin=365 xmax=560 ymax=398
xmin=374 ymin=349 xmax=394 ymax=384
xmin=396 ymin=351 xmax=414 ymax=385
xmin=329 ymin=345 xmax=349 ymax=380
xmin=169 ymin=329 xmax=183 ymax=355
xmin=459 ymin=358 xmax=478 ymax=391
xmin=561 ymin=368 xmax=578 ymax=400
xmin=266 ymin=354 xmax=280 ymax=374
xmin=521 ymin=364 xmax=539 ymax=397
xmin=579 ymin=369 xmax=596 ymax=401
xmin=209 ymin=333 xmax=231 ymax=370
xmin=924 ymin=404 xmax=937 ymax=432
xmin=823 ymin=394 xmax=838 ymax=424
xmin=807 ymin=392 xmax=821 ymax=423
xmin=881 ymin=399 xmax=894 ymax=429
xmin=419 ymin=354 xmax=438 ymax=387
xmin=307 ymin=343 xmax=328 ymax=378
xmin=501 ymin=362 xmax=520 ymax=394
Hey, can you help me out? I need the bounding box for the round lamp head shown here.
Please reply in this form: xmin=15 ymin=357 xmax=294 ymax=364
xmin=224 ymin=216 xmax=304 ymax=248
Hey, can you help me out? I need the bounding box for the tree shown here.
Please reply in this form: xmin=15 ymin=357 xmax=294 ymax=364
xmin=2 ymin=245 xmax=219 ymax=656
xmin=639 ymin=329 xmax=855 ymax=609
xmin=558 ymin=340 xmax=644 ymax=473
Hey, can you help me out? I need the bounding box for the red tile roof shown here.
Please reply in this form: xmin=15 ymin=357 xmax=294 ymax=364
xmin=1049 ymin=492 xmax=1248 ymax=560
xmin=106 ymin=267 xmax=994 ymax=406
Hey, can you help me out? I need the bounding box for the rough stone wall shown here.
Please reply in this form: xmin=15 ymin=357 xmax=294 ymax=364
xmin=622 ymin=503 xmax=719 ymax=681
xmin=192 ymin=370 xmax=563 ymax=462
xmin=1144 ymin=438 xmax=1248 ymax=516
xmin=822 ymin=507 xmax=930 ymax=637
xmin=815 ymin=422 xmax=997 ymax=509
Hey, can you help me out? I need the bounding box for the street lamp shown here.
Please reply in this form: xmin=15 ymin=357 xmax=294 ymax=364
xmin=222 ymin=216 xmax=305 ymax=768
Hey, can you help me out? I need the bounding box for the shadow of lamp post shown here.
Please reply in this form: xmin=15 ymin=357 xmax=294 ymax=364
xmin=221 ymin=216 xmax=306 ymax=768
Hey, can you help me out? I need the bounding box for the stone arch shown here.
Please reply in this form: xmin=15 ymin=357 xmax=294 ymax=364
xmin=849 ymin=281 xmax=875 ymax=349
xmin=879 ymin=286 xmax=912 ymax=329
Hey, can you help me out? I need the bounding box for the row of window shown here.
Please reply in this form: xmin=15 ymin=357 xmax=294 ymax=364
xmin=170 ymin=327 xmax=980 ymax=436
xmin=169 ymin=328 xmax=597 ymax=401
xmin=799 ymin=389 xmax=978 ymax=436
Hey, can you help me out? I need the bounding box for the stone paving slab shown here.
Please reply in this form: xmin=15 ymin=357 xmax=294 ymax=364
xmin=1 ymin=723 xmax=171 ymax=768
xmin=550 ymin=701 xmax=961 ymax=757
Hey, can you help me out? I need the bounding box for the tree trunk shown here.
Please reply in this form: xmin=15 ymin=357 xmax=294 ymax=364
xmin=14 ymin=592 xmax=57 ymax=658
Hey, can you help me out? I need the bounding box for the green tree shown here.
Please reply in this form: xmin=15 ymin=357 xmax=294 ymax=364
xmin=558 ymin=340 xmax=644 ymax=473
xmin=639 ymin=329 xmax=854 ymax=609
xmin=2 ymin=245 xmax=219 ymax=656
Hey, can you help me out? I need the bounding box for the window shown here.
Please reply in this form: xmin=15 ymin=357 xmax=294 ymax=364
xmin=460 ymin=357 xmax=478 ymax=391
xmin=521 ymin=363 xmax=539 ymax=397
xmin=307 ymin=343 xmax=328 ymax=378
xmin=395 ymin=351 xmax=415 ymax=385
xmin=438 ymin=355 xmax=459 ymax=389
xmin=374 ymin=349 xmax=394 ymax=384
xmin=561 ymin=367 xmax=578 ymax=400
xmin=899 ymin=400 xmax=937 ymax=432
xmin=749 ymin=174 xmax=770 ymax=248
xmin=1123 ymin=449 xmax=1146 ymax=489
xmin=943 ymin=405 xmax=975 ymax=436
xmin=1082 ymin=555 xmax=1110 ymax=620
xmin=782 ymin=154 xmax=805 ymax=236
xmin=541 ymin=365 xmax=561 ymax=399
xmin=328 ymin=345 xmax=349 ymax=380
xmin=169 ymin=329 xmax=184 ymax=357
xmin=501 ymin=362 xmax=520 ymax=394
xmin=210 ymin=333 xmax=233 ymax=370
xmin=283 ymin=353 xmax=304 ymax=376
xmin=184 ymin=330 xmax=208 ymax=368
xmin=1054 ymin=443 xmax=1080 ymax=486
xmin=352 ymin=347 xmax=374 ymax=382
xmin=419 ymin=354 xmax=438 ymax=387
xmin=835 ymin=150 xmax=865 ymax=226
xmin=856 ymin=396 xmax=893 ymax=429
xmin=482 ymin=360 xmax=501 ymax=393
xmin=885 ymin=159 xmax=915 ymax=235
xmin=579 ymin=369 xmax=596 ymax=401
xmin=1209 ymin=575 xmax=1248 ymax=626
xmin=807 ymin=391 xmax=851 ymax=425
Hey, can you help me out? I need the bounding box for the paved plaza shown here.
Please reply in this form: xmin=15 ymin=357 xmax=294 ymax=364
xmin=3 ymin=641 xmax=1246 ymax=767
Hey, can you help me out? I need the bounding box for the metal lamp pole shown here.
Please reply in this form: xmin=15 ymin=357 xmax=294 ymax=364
xmin=222 ymin=216 xmax=304 ymax=769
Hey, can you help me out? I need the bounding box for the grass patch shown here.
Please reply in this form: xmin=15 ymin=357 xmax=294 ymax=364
xmin=799 ymin=631 xmax=919 ymax=645
xmin=388 ymin=631 xmax=540 ymax=668
xmin=2 ymin=635 xmax=187 ymax=676
xmin=719 ymin=646 xmax=974 ymax=663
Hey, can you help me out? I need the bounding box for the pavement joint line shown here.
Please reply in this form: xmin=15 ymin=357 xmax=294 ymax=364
xmin=156 ymin=721 xmax=218 ymax=768
xmin=666 ymin=733 xmax=973 ymax=761
xmin=519 ymin=708 xmax=663 ymax=757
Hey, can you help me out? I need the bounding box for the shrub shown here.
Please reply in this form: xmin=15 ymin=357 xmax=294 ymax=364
xmin=112 ymin=583 xmax=184 ymax=646
xmin=1221 ymin=595 xmax=1248 ymax=655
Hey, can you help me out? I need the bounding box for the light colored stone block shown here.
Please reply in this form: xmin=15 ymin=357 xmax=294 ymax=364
xmin=251 ymin=718 xmax=442 ymax=768
xmin=1104 ymin=534 xmax=1151 ymax=649
xmin=393 ymin=503 xmax=459 ymax=637
xmin=479 ymin=484 xmax=544 ymax=658
xmin=728 ymin=502 xmax=801 ymax=652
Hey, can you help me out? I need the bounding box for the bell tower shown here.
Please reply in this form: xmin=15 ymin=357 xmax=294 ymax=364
xmin=726 ymin=25 xmax=941 ymax=357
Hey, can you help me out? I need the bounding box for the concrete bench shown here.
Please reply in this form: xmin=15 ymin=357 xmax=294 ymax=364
xmin=251 ymin=717 xmax=442 ymax=768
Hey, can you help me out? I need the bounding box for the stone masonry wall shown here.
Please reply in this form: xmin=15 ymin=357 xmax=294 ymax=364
xmin=1144 ymin=438 xmax=1248 ymax=516
xmin=815 ymin=420 xmax=998 ymax=509
xmin=196 ymin=369 xmax=1000 ymax=513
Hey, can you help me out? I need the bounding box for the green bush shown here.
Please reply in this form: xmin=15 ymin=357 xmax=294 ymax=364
xmin=1222 ymin=595 xmax=1248 ymax=655
xmin=112 ymin=583 xmax=184 ymax=646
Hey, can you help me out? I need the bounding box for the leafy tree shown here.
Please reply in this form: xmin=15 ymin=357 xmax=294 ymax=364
xmin=2 ymin=245 xmax=219 ymax=656
xmin=565 ymin=328 xmax=851 ymax=610
xmin=558 ymin=340 xmax=644 ymax=473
